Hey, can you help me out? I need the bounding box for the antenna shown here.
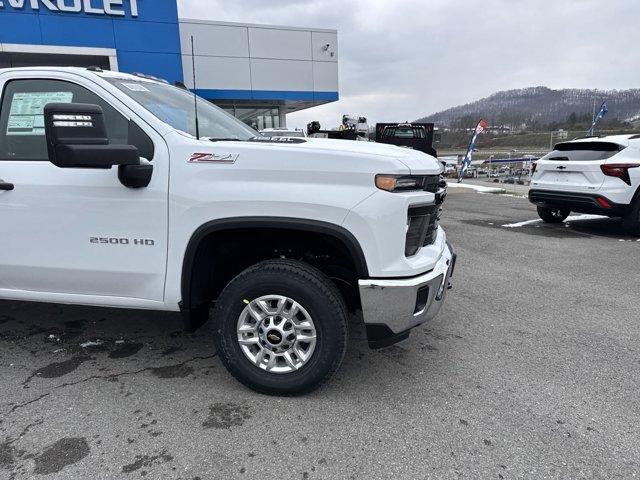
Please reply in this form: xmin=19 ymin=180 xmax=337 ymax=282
xmin=190 ymin=35 xmax=200 ymax=140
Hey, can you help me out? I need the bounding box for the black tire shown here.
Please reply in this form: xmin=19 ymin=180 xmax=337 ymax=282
xmin=537 ymin=206 xmax=570 ymax=223
xmin=622 ymin=199 xmax=640 ymax=236
xmin=211 ymin=259 xmax=348 ymax=395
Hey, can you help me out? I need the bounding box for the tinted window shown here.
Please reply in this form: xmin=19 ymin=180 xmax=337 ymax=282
xmin=0 ymin=79 xmax=128 ymax=161
xmin=542 ymin=142 xmax=624 ymax=162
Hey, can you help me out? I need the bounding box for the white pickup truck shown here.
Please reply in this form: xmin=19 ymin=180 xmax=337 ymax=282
xmin=0 ymin=67 xmax=455 ymax=394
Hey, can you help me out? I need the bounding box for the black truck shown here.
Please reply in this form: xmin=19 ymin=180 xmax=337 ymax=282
xmin=375 ymin=123 xmax=438 ymax=157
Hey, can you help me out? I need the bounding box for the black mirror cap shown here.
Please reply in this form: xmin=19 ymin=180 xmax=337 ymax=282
xmin=118 ymin=163 xmax=153 ymax=188
xmin=44 ymin=103 xmax=108 ymax=145
xmin=44 ymin=103 xmax=108 ymax=165
xmin=52 ymin=144 xmax=139 ymax=169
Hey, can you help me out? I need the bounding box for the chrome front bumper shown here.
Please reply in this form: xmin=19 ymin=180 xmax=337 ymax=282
xmin=358 ymin=242 xmax=455 ymax=348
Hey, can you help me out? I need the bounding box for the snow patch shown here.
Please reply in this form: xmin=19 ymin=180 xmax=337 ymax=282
xmin=80 ymin=340 xmax=104 ymax=348
xmin=502 ymin=214 xmax=607 ymax=228
xmin=502 ymin=219 xmax=543 ymax=228
xmin=564 ymin=214 xmax=607 ymax=222
xmin=490 ymin=193 xmax=528 ymax=199
xmin=447 ymin=183 xmax=506 ymax=194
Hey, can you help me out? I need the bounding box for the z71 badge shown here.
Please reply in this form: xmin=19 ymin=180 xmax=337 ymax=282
xmin=188 ymin=152 xmax=239 ymax=164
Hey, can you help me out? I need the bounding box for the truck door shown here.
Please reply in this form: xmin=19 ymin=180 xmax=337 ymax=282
xmin=0 ymin=74 xmax=169 ymax=305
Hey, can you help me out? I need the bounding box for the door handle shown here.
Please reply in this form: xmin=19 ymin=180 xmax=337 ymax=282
xmin=0 ymin=180 xmax=14 ymax=191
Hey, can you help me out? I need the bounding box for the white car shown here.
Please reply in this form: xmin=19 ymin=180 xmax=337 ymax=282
xmin=0 ymin=66 xmax=454 ymax=395
xmin=259 ymin=127 xmax=306 ymax=138
xmin=529 ymin=135 xmax=640 ymax=234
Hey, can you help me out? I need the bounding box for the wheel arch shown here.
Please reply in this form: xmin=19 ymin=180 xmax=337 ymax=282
xmin=179 ymin=217 xmax=369 ymax=330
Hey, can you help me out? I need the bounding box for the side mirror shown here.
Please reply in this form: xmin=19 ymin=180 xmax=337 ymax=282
xmin=44 ymin=103 xmax=138 ymax=169
xmin=44 ymin=103 xmax=152 ymax=188
xmin=119 ymin=160 xmax=153 ymax=189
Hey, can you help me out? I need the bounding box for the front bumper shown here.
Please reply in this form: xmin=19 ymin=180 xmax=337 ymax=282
xmin=359 ymin=242 xmax=455 ymax=348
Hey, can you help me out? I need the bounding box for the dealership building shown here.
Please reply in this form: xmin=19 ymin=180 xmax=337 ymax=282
xmin=0 ymin=0 xmax=339 ymax=128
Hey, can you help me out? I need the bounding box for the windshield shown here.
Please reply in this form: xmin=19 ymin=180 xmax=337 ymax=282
xmin=263 ymin=131 xmax=305 ymax=138
xmin=105 ymin=78 xmax=258 ymax=141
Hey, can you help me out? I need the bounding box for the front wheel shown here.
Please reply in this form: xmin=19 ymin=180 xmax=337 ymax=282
xmin=211 ymin=259 xmax=348 ymax=395
xmin=537 ymin=206 xmax=570 ymax=223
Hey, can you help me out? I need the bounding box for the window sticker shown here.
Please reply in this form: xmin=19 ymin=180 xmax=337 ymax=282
xmin=121 ymin=83 xmax=150 ymax=92
xmin=7 ymin=91 xmax=73 ymax=136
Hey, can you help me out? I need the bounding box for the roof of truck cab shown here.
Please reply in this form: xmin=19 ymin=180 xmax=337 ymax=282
xmin=0 ymin=67 xmax=163 ymax=84
xmin=0 ymin=66 xmax=98 ymax=74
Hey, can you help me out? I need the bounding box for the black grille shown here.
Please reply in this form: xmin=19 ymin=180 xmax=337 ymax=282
xmin=423 ymin=205 xmax=442 ymax=246
xmin=405 ymin=179 xmax=447 ymax=256
xmin=405 ymin=204 xmax=438 ymax=256
xmin=423 ymin=175 xmax=440 ymax=193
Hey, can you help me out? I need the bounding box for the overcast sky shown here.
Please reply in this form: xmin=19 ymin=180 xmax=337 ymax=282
xmin=178 ymin=0 xmax=640 ymax=129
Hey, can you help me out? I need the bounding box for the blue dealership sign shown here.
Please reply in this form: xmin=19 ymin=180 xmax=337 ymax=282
xmin=0 ymin=0 xmax=184 ymax=83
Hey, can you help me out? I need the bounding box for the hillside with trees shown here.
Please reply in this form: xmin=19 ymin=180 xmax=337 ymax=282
xmin=416 ymin=87 xmax=640 ymax=131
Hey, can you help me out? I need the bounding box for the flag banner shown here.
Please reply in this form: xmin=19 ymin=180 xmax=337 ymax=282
xmin=587 ymin=101 xmax=608 ymax=136
xmin=458 ymin=119 xmax=488 ymax=182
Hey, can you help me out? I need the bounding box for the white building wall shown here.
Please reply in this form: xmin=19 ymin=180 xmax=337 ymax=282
xmin=248 ymin=28 xmax=312 ymax=61
xmin=179 ymin=22 xmax=249 ymax=57
xmin=250 ymin=58 xmax=314 ymax=92
xmin=313 ymin=61 xmax=339 ymax=92
xmin=182 ymin=55 xmax=252 ymax=90
xmin=178 ymin=19 xmax=338 ymax=96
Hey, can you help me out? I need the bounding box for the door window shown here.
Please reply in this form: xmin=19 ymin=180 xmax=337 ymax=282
xmin=0 ymin=79 xmax=129 ymax=161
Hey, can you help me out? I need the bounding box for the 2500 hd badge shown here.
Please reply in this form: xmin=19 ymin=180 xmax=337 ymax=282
xmin=90 ymin=237 xmax=155 ymax=246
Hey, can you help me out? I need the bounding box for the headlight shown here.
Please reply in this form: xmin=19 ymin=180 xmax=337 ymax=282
xmin=375 ymin=174 xmax=427 ymax=192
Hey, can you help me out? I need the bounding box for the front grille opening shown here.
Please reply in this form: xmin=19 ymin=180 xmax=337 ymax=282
xmin=405 ymin=213 xmax=430 ymax=256
xmin=423 ymin=175 xmax=440 ymax=193
xmin=423 ymin=205 xmax=442 ymax=247
xmin=406 ymin=204 xmax=439 ymax=256
xmin=405 ymin=181 xmax=447 ymax=257
xmin=414 ymin=286 xmax=430 ymax=314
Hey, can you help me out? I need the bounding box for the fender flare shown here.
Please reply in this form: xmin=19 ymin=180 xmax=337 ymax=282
xmin=180 ymin=216 xmax=369 ymax=313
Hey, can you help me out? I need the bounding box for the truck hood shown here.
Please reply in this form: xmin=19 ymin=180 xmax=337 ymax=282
xmin=168 ymin=130 xmax=443 ymax=180
xmin=290 ymin=138 xmax=442 ymax=175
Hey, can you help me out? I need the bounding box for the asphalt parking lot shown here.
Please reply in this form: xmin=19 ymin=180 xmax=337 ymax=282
xmin=1 ymin=189 xmax=639 ymax=479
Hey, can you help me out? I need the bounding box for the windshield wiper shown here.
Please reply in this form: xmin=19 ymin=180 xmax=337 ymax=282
xmin=206 ymin=137 xmax=244 ymax=142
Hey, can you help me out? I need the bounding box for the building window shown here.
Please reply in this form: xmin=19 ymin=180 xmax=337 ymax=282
xmin=233 ymin=107 xmax=280 ymax=130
